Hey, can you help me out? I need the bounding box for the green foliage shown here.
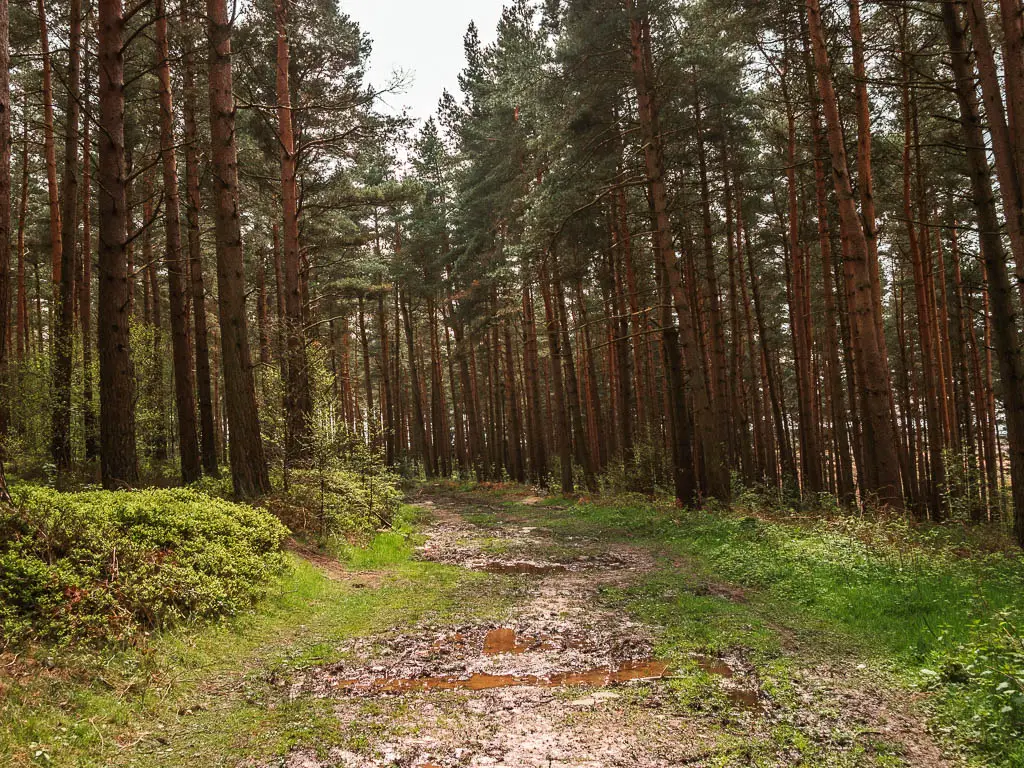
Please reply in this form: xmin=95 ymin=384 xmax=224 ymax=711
xmin=500 ymin=490 xmax=1024 ymax=765
xmin=0 ymin=536 xmax=507 ymax=767
xmin=288 ymin=341 xmax=402 ymax=541
xmin=333 ymin=503 xmax=421 ymax=568
xmin=269 ymin=466 xmax=402 ymax=544
xmin=924 ymin=612 xmax=1024 ymax=763
xmin=0 ymin=486 xmax=289 ymax=646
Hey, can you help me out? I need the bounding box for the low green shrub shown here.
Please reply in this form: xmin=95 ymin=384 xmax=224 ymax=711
xmin=0 ymin=486 xmax=288 ymax=646
xmin=267 ymin=467 xmax=402 ymax=543
xmin=924 ymin=611 xmax=1024 ymax=763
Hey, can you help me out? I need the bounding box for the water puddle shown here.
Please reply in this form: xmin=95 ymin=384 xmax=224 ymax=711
xmin=692 ymin=654 xmax=761 ymax=710
xmin=694 ymin=654 xmax=735 ymax=678
xmin=334 ymin=660 xmax=671 ymax=694
xmin=483 ymin=628 xmax=552 ymax=655
xmin=726 ymin=688 xmax=761 ymax=709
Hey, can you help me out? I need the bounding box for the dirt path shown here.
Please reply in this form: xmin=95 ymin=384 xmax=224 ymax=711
xmin=268 ymin=491 xmax=955 ymax=768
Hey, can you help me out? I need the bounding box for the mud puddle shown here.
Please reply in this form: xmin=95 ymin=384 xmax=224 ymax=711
xmin=333 ymin=659 xmax=671 ymax=694
xmin=692 ymin=654 xmax=762 ymax=710
xmin=260 ymin=493 xmax=953 ymax=768
xmin=482 ymin=627 xmax=550 ymax=654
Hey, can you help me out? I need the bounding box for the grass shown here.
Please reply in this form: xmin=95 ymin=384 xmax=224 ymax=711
xmin=431 ymin=481 xmax=1024 ymax=766
xmin=7 ymin=481 xmax=1023 ymax=766
xmin=0 ymin=508 xmax=511 ymax=768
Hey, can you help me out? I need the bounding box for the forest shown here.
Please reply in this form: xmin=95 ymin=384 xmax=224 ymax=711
xmin=1 ymin=0 xmax=1024 ymax=765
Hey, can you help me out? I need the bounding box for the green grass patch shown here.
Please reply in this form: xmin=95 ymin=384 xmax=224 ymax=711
xmin=0 ymin=506 xmax=511 ymax=768
xmin=451 ymin=485 xmax=1023 ymax=766
xmin=331 ymin=503 xmax=422 ymax=569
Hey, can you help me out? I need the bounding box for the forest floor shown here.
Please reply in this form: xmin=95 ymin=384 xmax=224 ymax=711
xmin=3 ymin=483 xmax=996 ymax=767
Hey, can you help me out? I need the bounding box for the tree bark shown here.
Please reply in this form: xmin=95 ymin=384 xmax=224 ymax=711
xmin=206 ymin=0 xmax=270 ymax=497
xmin=900 ymin=35 xmax=944 ymax=518
xmin=275 ymin=0 xmax=313 ymax=462
xmin=539 ymin=259 xmax=574 ymax=495
xmin=944 ymin=0 xmax=1024 ymax=544
xmin=16 ymin=108 xmax=27 ymax=362
xmin=156 ymin=0 xmax=201 ymax=483
xmin=0 ymin=0 xmax=10 ymax=447
xmin=51 ymin=0 xmax=82 ymax=478
xmin=781 ymin=48 xmax=823 ymax=496
xmin=963 ymin=0 xmax=1024 ymax=300
xmin=657 ymin=249 xmax=698 ymax=504
xmin=400 ymin=290 xmax=435 ymax=477
xmin=627 ymin=0 xmax=729 ymax=502
xmin=555 ymin=268 xmax=597 ymax=492
xmin=37 ymin=0 xmax=62 ymax=300
xmin=97 ymin=0 xmax=138 ymax=488
xmin=183 ymin=3 xmax=218 ymax=477
xmin=358 ymin=294 xmax=374 ymax=443
xmin=81 ymin=52 xmax=98 ymax=461
xmin=806 ymin=0 xmax=903 ymax=508
xmin=522 ymin=280 xmax=546 ymax=484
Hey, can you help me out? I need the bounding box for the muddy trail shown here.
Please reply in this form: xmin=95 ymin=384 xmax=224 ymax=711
xmin=264 ymin=491 xmax=954 ymax=768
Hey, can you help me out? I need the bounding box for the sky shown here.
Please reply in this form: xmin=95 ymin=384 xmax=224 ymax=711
xmin=349 ymin=1 xmax=506 ymax=122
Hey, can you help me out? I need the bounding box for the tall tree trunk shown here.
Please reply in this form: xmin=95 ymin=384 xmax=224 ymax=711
xmin=900 ymin=35 xmax=944 ymax=518
xmin=443 ymin=302 xmax=468 ymax=475
xmin=257 ymin=252 xmax=271 ymax=366
xmin=0 ymin=0 xmax=10 ymax=448
xmin=206 ymin=0 xmax=269 ymax=497
xmin=628 ymin=1 xmax=729 ymax=502
xmin=275 ymin=0 xmax=313 ymax=462
xmin=944 ymin=0 xmax=1024 ymax=544
xmin=694 ymin=96 xmax=733 ymax=477
xmin=539 ymin=260 xmax=574 ymax=494
xmin=806 ymin=0 xmax=903 ymax=508
xmin=81 ymin=53 xmax=98 ymax=461
xmin=427 ymin=297 xmax=451 ymax=476
xmin=15 ymin=105 xmax=27 ymax=364
xmin=358 ymin=295 xmax=374 ymax=444
xmin=657 ymin=249 xmax=698 ymax=504
xmin=97 ymin=0 xmax=138 ymax=488
xmin=503 ymin=322 xmax=526 ymax=483
xmin=724 ymin=163 xmax=752 ymax=481
xmin=555 ymin=269 xmax=596 ymax=492
xmin=575 ymin=279 xmax=605 ymax=471
xmin=51 ymin=0 xmax=82 ymax=478
xmin=156 ymin=0 xmax=201 ymax=483
xmin=849 ymin=0 xmax=887 ymax=355
xmin=610 ymin=198 xmax=636 ymax=470
xmin=522 ymin=281 xmax=546 ymax=484
xmin=377 ymin=287 xmax=395 ymax=466
xmin=782 ymin=51 xmax=823 ymax=496
xmin=963 ymin=0 xmax=1024 ymax=299
xmin=400 ymin=290 xmax=434 ymax=477
xmin=183 ymin=4 xmax=218 ymax=477
xmin=38 ymin=0 xmax=62 ymax=301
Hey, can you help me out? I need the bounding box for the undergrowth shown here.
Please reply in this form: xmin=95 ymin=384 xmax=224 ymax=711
xmin=441 ymin=481 xmax=1024 ymax=766
xmin=0 ymin=505 xmax=502 ymax=768
xmin=0 ymin=485 xmax=288 ymax=647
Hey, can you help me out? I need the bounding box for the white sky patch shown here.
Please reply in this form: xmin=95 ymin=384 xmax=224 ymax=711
xmin=348 ymin=0 xmax=506 ymax=123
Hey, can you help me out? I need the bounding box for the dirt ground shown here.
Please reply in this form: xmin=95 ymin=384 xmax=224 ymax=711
xmin=259 ymin=491 xmax=957 ymax=768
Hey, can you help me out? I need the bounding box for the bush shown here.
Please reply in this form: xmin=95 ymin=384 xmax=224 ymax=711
xmin=924 ymin=611 xmax=1024 ymax=763
xmin=0 ymin=486 xmax=289 ymax=646
xmin=266 ymin=467 xmax=402 ymax=543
